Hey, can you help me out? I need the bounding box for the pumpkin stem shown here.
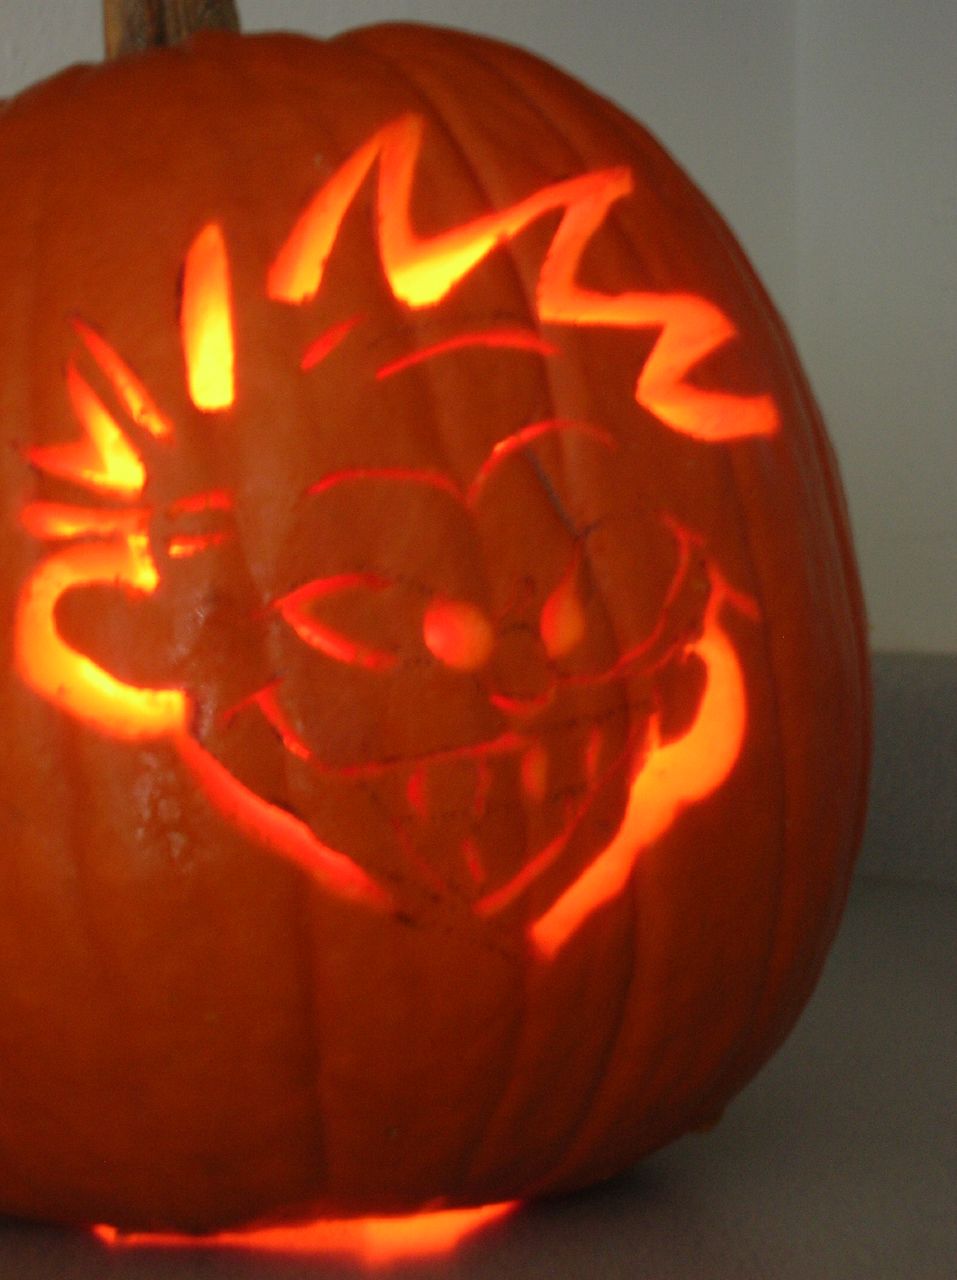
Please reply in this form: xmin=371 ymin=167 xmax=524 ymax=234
xmin=103 ymin=0 xmax=240 ymax=58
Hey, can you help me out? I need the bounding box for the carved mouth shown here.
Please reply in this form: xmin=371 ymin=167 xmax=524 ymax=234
xmin=222 ymin=682 xmax=532 ymax=779
xmin=178 ymin=547 xmax=751 ymax=955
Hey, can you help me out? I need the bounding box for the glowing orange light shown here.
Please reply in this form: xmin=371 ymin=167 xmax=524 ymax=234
xmin=166 ymin=489 xmax=233 ymax=515
xmin=14 ymin=291 xmax=401 ymax=914
xmin=93 ymin=1201 xmax=518 ymax=1266
xmin=476 ymin=794 xmax=592 ymax=919
xmin=301 ymin=314 xmax=362 ymax=370
xmin=224 ymin=682 xmax=314 ymax=763
xmin=462 ymin=836 xmax=487 ymax=885
xmin=14 ymin=536 xmax=188 ymax=740
xmin=14 ymin=511 xmax=395 ymax=906
xmin=267 ymin=122 xmax=389 ymax=304
xmin=27 ymin=361 xmax=146 ymax=496
xmin=166 ymin=531 xmax=232 ymax=559
xmin=71 ymin=317 xmax=173 ymax=439
xmin=376 ymin=328 xmax=558 ymax=379
xmin=467 ymin=418 xmax=615 ymax=504
xmin=15 ymin=310 xmax=191 ymax=741
xmin=422 ymin=598 xmax=494 ymax=671
xmin=488 ymin=688 xmax=554 ymax=719
xmin=269 ymin=113 xmax=779 ymax=442
xmin=272 ymin=574 xmax=397 ymax=670
xmin=176 ymin=733 xmax=392 ymax=910
xmin=406 ymin=765 xmax=428 ymax=816
xmin=20 ymin=502 xmax=148 ymax=542
xmin=307 ymin=466 xmax=465 ymax=505
xmin=530 ymin=573 xmax=750 ymax=957
xmin=181 ymin=221 xmax=235 ymax=412
xmin=540 ymin=558 xmax=586 ymax=658
xmin=520 ymin=743 xmax=549 ymax=802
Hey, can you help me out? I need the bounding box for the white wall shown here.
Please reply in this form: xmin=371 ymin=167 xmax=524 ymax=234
xmin=795 ymin=0 xmax=957 ymax=653
xmin=0 ymin=0 xmax=952 ymax=653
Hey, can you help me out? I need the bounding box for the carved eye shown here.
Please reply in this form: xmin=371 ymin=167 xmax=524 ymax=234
xmin=539 ymin=562 xmax=586 ymax=659
xmin=422 ymin=598 xmax=494 ymax=671
xmin=272 ymin=574 xmax=398 ymax=671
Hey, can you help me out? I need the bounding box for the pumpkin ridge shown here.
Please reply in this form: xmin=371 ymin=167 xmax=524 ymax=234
xmin=453 ymin=38 xmax=815 ymax=1177
xmin=452 ymin=39 xmax=689 ymax=1175
xmin=677 ymin=435 xmax=798 ymax=1131
xmin=486 ymin=45 xmax=793 ymax=1165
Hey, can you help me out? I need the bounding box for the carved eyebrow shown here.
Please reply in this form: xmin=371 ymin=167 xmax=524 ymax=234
xmin=375 ymin=328 xmax=558 ymax=380
xmin=306 ymin=467 xmax=466 ymax=505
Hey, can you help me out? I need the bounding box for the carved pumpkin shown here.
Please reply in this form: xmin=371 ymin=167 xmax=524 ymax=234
xmin=0 ymin=18 xmax=868 ymax=1235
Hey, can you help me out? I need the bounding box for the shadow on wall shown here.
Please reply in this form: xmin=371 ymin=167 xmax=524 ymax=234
xmin=861 ymin=653 xmax=957 ymax=886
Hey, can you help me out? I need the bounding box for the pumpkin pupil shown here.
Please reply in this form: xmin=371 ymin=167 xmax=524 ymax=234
xmin=540 ymin=560 xmax=586 ymax=658
xmin=422 ymin=598 xmax=494 ymax=671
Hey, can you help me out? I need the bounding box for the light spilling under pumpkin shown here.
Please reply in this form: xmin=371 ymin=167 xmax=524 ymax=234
xmin=93 ymin=1200 xmax=518 ymax=1265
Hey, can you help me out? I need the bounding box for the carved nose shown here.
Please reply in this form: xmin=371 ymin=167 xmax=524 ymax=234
xmin=489 ymin=625 xmax=555 ymax=719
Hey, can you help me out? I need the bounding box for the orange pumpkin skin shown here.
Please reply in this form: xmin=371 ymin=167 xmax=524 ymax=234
xmin=0 ymin=25 xmax=868 ymax=1232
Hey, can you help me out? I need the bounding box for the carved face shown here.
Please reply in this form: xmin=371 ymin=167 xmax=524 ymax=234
xmin=13 ymin=114 xmax=773 ymax=954
xmin=226 ymin=430 xmax=716 ymax=926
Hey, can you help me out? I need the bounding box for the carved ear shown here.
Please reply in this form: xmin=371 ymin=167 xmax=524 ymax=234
xmin=14 ymin=537 xmax=188 ymax=741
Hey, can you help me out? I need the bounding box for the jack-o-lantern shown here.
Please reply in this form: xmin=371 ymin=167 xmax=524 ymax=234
xmin=0 ymin=0 xmax=869 ymax=1240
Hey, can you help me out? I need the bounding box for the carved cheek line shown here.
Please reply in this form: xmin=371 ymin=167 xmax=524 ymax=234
xmin=529 ymin=575 xmax=750 ymax=958
xmin=475 ymin=726 xmax=640 ymax=920
xmin=488 ymin=687 xmax=555 ymax=718
xmin=175 ymin=734 xmax=393 ymax=912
